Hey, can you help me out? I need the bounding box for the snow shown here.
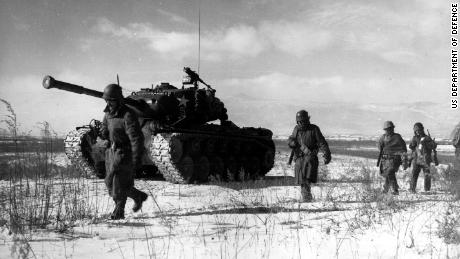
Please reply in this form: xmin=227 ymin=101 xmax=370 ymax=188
xmin=0 ymin=152 xmax=459 ymax=258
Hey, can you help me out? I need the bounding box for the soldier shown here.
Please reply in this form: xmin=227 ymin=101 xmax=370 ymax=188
xmin=288 ymin=110 xmax=331 ymax=202
xmin=408 ymin=122 xmax=437 ymax=193
xmin=377 ymin=121 xmax=407 ymax=195
xmin=100 ymin=83 xmax=148 ymax=220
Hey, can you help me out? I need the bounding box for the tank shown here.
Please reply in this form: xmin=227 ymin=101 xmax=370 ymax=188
xmin=42 ymin=67 xmax=275 ymax=183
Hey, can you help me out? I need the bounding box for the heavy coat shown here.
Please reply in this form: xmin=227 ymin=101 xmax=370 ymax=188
xmin=408 ymin=132 xmax=436 ymax=191
xmin=409 ymin=133 xmax=435 ymax=166
xmin=101 ymin=104 xmax=144 ymax=201
xmin=378 ymin=132 xmax=407 ymax=177
xmin=288 ymin=124 xmax=331 ymax=184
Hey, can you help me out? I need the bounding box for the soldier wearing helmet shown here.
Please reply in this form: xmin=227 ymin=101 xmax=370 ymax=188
xmin=408 ymin=122 xmax=437 ymax=193
xmin=100 ymin=83 xmax=148 ymax=220
xmin=288 ymin=110 xmax=331 ymax=202
xmin=377 ymin=121 xmax=407 ymax=195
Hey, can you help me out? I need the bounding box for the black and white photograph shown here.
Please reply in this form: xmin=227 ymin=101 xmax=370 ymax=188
xmin=0 ymin=0 xmax=459 ymax=258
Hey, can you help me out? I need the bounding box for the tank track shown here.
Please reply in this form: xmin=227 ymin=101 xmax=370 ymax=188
xmin=149 ymin=132 xmax=275 ymax=184
xmin=64 ymin=128 xmax=102 ymax=179
xmin=150 ymin=133 xmax=187 ymax=183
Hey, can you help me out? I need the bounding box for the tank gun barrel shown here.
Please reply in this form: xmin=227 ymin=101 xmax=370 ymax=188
xmin=43 ymin=75 xmax=162 ymax=119
xmin=43 ymin=75 xmax=104 ymax=98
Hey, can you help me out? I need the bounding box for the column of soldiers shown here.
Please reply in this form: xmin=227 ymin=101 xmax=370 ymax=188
xmin=376 ymin=120 xmax=438 ymax=195
xmin=98 ymin=88 xmax=444 ymax=213
xmin=288 ymin=111 xmax=440 ymax=202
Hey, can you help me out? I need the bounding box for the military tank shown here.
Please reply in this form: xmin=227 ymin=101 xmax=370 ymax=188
xmin=42 ymin=67 xmax=275 ymax=183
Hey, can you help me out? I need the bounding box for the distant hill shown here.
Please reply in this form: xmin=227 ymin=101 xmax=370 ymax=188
xmin=222 ymin=95 xmax=458 ymax=139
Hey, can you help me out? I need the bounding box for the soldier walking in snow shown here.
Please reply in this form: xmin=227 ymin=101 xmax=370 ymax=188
xmin=288 ymin=110 xmax=331 ymax=202
xmin=408 ymin=122 xmax=438 ymax=193
xmin=377 ymin=121 xmax=407 ymax=195
xmin=100 ymin=83 xmax=148 ymax=220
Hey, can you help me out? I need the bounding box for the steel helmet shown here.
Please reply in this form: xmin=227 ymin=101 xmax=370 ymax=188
xmin=413 ymin=122 xmax=424 ymax=131
xmin=102 ymin=84 xmax=123 ymax=100
xmin=383 ymin=121 xmax=395 ymax=129
xmin=296 ymin=110 xmax=310 ymax=122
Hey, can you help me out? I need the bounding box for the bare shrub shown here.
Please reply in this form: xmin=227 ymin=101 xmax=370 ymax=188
xmin=436 ymin=204 xmax=460 ymax=244
xmin=0 ymin=100 xmax=101 ymax=236
xmin=436 ymin=165 xmax=460 ymax=199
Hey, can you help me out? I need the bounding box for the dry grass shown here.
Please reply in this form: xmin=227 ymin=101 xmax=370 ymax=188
xmin=1 ymin=100 xmax=460 ymax=258
xmin=0 ymin=100 xmax=107 ymax=258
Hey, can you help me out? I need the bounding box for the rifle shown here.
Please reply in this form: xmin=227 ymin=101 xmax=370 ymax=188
xmin=288 ymin=149 xmax=295 ymax=165
xmin=287 ymin=128 xmax=299 ymax=166
xmin=288 ymin=144 xmax=319 ymax=165
xmin=376 ymin=149 xmax=383 ymax=167
xmin=427 ymin=129 xmax=439 ymax=166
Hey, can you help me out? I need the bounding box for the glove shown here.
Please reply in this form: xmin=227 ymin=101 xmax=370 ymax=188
xmin=288 ymin=139 xmax=298 ymax=149
xmin=401 ymin=153 xmax=410 ymax=170
xmin=102 ymin=140 xmax=111 ymax=148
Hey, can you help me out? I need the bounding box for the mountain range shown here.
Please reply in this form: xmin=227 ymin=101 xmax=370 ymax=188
xmin=222 ymin=94 xmax=459 ymax=139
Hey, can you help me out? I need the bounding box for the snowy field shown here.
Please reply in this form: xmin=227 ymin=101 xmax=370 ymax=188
xmin=0 ymin=151 xmax=459 ymax=258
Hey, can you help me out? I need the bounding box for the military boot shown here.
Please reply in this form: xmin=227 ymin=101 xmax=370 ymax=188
xmin=132 ymin=191 xmax=148 ymax=212
xmin=301 ymin=184 xmax=313 ymax=202
xmin=110 ymin=200 xmax=126 ymax=220
xmin=409 ymin=176 xmax=417 ymax=193
xmin=424 ymin=174 xmax=431 ymax=192
xmin=391 ymin=180 xmax=399 ymax=195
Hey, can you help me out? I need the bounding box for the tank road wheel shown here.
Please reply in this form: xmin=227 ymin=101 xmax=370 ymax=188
xmin=188 ymin=138 xmax=202 ymax=157
xmin=204 ymin=139 xmax=216 ymax=156
xmin=179 ymin=156 xmax=194 ymax=183
xmin=170 ymin=137 xmax=183 ymax=163
xmin=209 ymin=156 xmax=225 ymax=181
xmin=261 ymin=150 xmax=275 ymax=175
xmin=225 ymin=156 xmax=238 ymax=181
xmin=232 ymin=141 xmax=241 ymax=154
xmin=248 ymin=157 xmax=261 ymax=180
xmin=194 ymin=156 xmax=210 ymax=182
xmin=238 ymin=157 xmax=249 ymax=181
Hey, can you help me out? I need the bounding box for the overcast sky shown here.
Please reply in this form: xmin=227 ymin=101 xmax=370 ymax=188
xmin=0 ymin=0 xmax=454 ymax=136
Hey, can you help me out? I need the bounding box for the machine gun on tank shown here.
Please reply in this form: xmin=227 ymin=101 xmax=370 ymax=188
xmin=182 ymin=67 xmax=215 ymax=93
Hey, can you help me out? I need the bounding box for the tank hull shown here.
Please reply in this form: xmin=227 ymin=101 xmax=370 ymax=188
xmin=149 ymin=125 xmax=275 ymax=183
xmin=64 ymin=123 xmax=275 ymax=183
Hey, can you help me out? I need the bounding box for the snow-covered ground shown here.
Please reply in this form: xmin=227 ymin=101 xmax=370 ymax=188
xmin=0 ymin=152 xmax=459 ymax=258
